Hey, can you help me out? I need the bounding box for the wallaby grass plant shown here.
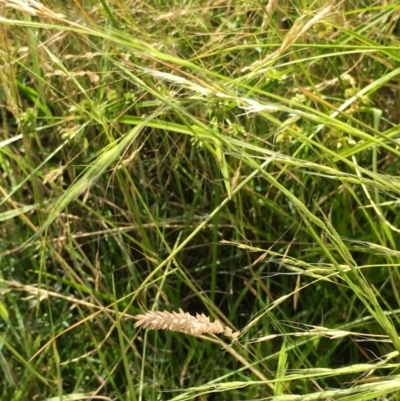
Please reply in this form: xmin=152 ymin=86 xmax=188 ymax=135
xmin=1 ymin=0 xmax=400 ymax=400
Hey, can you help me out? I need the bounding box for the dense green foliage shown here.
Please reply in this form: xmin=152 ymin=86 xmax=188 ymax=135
xmin=1 ymin=0 xmax=400 ymax=400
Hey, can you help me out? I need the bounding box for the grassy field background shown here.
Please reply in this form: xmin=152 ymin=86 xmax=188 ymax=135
xmin=1 ymin=0 xmax=400 ymax=400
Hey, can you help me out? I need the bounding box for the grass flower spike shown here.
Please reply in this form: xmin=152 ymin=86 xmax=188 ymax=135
xmin=134 ymin=308 xmax=239 ymax=339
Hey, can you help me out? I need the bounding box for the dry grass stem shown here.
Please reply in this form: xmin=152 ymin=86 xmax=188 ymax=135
xmin=242 ymin=4 xmax=333 ymax=71
xmin=2 ymin=0 xmax=66 ymax=19
xmin=134 ymin=308 xmax=240 ymax=339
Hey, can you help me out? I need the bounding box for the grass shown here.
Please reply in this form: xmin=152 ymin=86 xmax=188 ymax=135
xmin=1 ymin=0 xmax=400 ymax=400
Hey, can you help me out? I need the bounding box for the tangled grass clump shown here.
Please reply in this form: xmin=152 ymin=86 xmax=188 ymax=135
xmin=3 ymin=0 xmax=400 ymax=399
